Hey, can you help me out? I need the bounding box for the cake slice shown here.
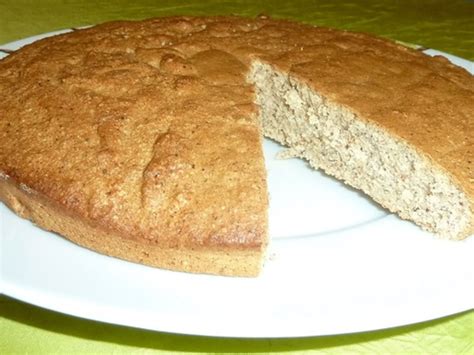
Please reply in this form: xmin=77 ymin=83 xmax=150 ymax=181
xmin=249 ymin=57 xmax=473 ymax=239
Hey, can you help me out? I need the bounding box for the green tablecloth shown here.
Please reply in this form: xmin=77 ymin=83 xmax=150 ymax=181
xmin=0 ymin=1 xmax=473 ymax=353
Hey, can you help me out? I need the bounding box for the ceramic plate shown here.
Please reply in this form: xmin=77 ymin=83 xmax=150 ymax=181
xmin=1 ymin=30 xmax=473 ymax=338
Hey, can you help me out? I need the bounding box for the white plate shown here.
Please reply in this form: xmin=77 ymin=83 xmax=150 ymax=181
xmin=1 ymin=31 xmax=473 ymax=338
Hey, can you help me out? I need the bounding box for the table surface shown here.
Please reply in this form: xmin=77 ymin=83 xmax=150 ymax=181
xmin=0 ymin=1 xmax=473 ymax=353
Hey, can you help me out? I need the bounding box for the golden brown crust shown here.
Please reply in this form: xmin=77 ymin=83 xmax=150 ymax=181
xmin=0 ymin=16 xmax=472 ymax=275
xmin=0 ymin=177 xmax=262 ymax=276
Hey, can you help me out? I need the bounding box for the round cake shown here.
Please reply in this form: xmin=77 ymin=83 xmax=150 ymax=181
xmin=0 ymin=16 xmax=472 ymax=276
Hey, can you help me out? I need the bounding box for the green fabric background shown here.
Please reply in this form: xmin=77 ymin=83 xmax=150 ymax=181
xmin=0 ymin=0 xmax=473 ymax=353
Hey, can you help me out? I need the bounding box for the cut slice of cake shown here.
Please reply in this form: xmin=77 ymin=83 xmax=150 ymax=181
xmin=249 ymin=58 xmax=473 ymax=239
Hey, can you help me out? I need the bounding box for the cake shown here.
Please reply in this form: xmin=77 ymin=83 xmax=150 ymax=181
xmin=0 ymin=16 xmax=472 ymax=276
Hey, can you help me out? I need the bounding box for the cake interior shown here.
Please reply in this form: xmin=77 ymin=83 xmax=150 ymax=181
xmin=248 ymin=60 xmax=471 ymax=239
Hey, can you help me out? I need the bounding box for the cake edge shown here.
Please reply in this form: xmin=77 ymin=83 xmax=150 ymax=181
xmin=0 ymin=175 xmax=265 ymax=277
